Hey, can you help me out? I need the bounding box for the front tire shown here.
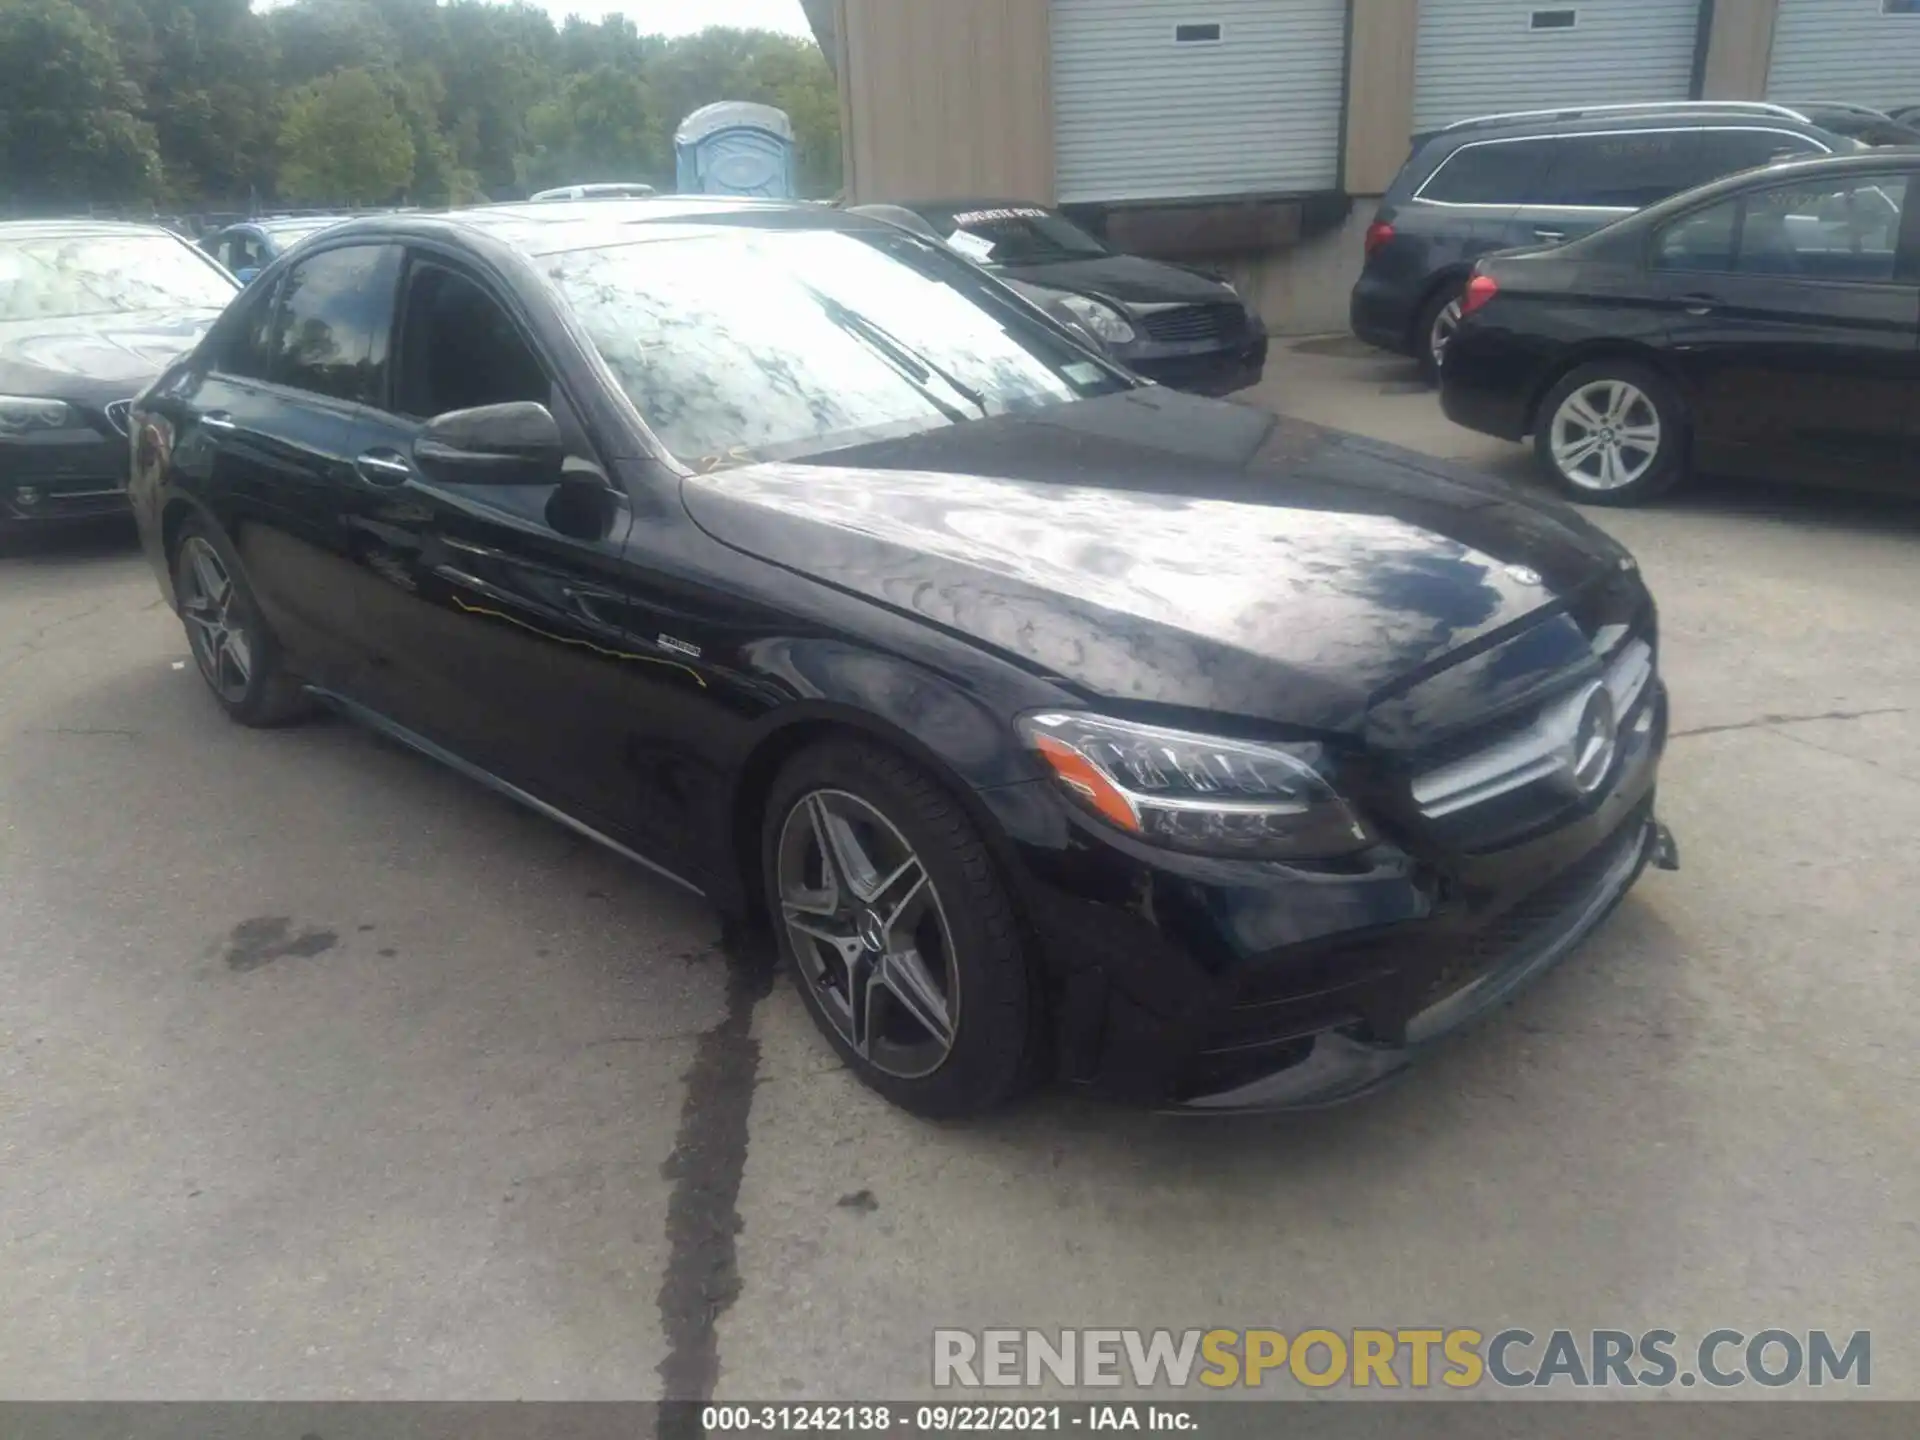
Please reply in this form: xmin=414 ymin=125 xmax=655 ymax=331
xmin=761 ymin=739 xmax=1036 ymax=1119
xmin=172 ymin=518 xmax=312 ymax=726
xmin=1533 ymin=361 xmax=1687 ymax=506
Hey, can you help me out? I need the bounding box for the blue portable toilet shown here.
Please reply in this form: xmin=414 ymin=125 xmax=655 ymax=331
xmin=674 ymin=102 xmax=796 ymax=198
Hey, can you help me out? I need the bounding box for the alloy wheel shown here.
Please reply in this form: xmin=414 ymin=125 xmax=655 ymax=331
xmin=1429 ymin=298 xmax=1463 ymax=371
xmin=1548 ymin=380 xmax=1662 ymax=492
xmin=776 ymin=788 xmax=958 ymax=1079
xmin=178 ymin=536 xmax=254 ymax=703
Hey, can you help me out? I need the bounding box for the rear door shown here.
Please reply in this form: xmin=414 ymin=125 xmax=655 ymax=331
xmin=1516 ymin=130 xmax=1693 ymax=248
xmin=1649 ymin=170 xmax=1920 ymax=487
xmin=179 ymin=242 xmax=402 ymax=687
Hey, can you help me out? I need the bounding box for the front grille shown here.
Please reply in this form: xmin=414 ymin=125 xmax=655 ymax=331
xmin=103 ymin=400 xmax=134 ymax=436
xmin=1138 ymin=303 xmax=1244 ymax=344
xmin=1411 ymin=638 xmax=1654 ymax=821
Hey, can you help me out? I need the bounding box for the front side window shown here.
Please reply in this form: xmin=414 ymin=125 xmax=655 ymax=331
xmin=268 ymin=244 xmax=400 ymax=404
xmin=1418 ymin=139 xmax=1557 ymax=205
xmin=0 ymin=232 xmax=236 ymax=320
xmin=545 ymin=226 xmax=1125 ymax=470
xmin=216 ymin=279 xmax=282 ymax=379
xmin=393 ymin=263 xmax=549 ymax=419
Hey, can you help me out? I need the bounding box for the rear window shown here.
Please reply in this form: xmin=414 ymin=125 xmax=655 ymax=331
xmin=1418 ymin=139 xmax=1556 ymax=204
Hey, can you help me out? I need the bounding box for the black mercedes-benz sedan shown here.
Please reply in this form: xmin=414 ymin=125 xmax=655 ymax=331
xmin=897 ymin=200 xmax=1268 ymax=396
xmin=1 ymin=221 xmax=238 ymax=541
xmin=1442 ymin=151 xmax=1920 ymax=505
xmin=129 ymin=198 xmax=1673 ymax=1117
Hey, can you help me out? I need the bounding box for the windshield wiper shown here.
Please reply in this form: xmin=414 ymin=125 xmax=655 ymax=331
xmin=813 ymin=293 xmax=990 ymax=419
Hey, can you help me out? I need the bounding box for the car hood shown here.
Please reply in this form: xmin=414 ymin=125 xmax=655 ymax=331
xmin=992 ymin=253 xmax=1236 ymax=308
xmin=680 ymin=389 xmax=1632 ymax=733
xmin=0 ymin=307 xmax=225 ymax=398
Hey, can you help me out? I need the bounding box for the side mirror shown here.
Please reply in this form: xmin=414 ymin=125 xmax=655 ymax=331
xmin=414 ymin=402 xmax=566 ymax=486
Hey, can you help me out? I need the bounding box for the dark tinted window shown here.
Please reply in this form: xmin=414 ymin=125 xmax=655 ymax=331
xmin=1694 ymin=128 xmax=1824 ymax=177
xmin=393 ymin=263 xmax=549 ymax=419
xmin=1655 ymin=199 xmax=1739 ymax=272
xmin=218 ymin=278 xmax=282 ymax=379
xmin=268 ymin=244 xmax=399 ymax=404
xmin=1419 ymin=139 xmax=1556 ymax=204
xmin=1535 ymin=131 xmax=1705 ymax=208
xmin=1737 ymin=175 xmax=1909 ymax=282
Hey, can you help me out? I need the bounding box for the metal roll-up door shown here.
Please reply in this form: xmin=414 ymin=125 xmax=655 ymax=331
xmin=1767 ymin=0 xmax=1920 ymax=108
xmin=1413 ymin=1 xmax=1703 ymax=132
xmin=1050 ymin=0 xmax=1347 ymax=203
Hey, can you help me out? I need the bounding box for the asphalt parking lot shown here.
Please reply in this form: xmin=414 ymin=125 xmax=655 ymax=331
xmin=3 ymin=336 xmax=1917 ymax=1403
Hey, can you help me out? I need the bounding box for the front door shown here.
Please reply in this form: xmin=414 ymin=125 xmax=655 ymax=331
xmin=1650 ymin=172 xmax=1920 ymax=489
xmin=341 ymin=253 xmax=659 ymax=843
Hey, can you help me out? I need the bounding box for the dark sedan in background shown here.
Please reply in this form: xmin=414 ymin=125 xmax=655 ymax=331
xmin=897 ymin=200 xmax=1268 ymax=395
xmin=1 ymin=221 xmax=238 ymax=541
xmin=130 ymin=197 xmax=1672 ymax=1119
xmin=1353 ymin=102 xmax=1852 ymax=378
xmin=1441 ymin=151 xmax=1920 ymax=505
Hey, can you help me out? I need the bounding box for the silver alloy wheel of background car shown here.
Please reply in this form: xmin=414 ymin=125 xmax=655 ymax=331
xmin=1547 ymin=379 xmax=1663 ymax=492
xmin=776 ymin=788 xmax=959 ymax=1080
xmin=178 ymin=535 xmax=254 ymax=703
xmin=1429 ymin=297 xmax=1463 ymax=371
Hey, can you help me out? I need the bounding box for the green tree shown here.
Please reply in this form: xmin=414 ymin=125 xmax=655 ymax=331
xmin=522 ymin=65 xmax=663 ymax=192
xmin=277 ymin=67 xmax=414 ymax=205
xmin=0 ymin=0 xmax=160 ymax=207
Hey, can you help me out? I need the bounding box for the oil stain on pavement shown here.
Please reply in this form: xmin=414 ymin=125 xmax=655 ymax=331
xmin=224 ymin=916 xmax=339 ymax=972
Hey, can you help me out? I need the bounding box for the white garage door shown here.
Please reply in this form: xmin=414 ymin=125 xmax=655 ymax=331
xmin=1767 ymin=0 xmax=1920 ymax=109
xmin=1050 ymin=0 xmax=1347 ymax=203
xmin=1414 ymin=0 xmax=1702 ymax=132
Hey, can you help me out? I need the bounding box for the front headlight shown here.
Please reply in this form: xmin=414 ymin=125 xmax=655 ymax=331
xmin=1021 ymin=712 xmax=1373 ymax=859
xmin=0 ymin=396 xmax=74 ymax=435
xmin=1055 ymin=294 xmax=1137 ymax=345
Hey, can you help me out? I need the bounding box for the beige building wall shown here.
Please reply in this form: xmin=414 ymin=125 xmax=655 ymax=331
xmin=1345 ymin=0 xmax=1421 ymax=197
xmin=837 ymin=0 xmax=1055 ymax=204
xmin=1700 ymin=0 xmax=1780 ymax=100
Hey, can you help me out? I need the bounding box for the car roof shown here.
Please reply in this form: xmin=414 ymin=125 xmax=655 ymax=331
xmin=302 ymin=196 xmax=856 ymax=258
xmin=0 ymin=219 xmax=183 ymax=242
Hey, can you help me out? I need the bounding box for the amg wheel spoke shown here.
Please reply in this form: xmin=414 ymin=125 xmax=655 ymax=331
xmin=1618 ymin=424 xmax=1660 ymax=450
xmin=1555 ymin=433 xmax=1604 ymax=467
xmin=807 ymin=794 xmax=882 ymax=903
xmin=878 ymin=947 xmax=952 ymax=1046
xmin=1565 ymin=393 xmax=1607 ymax=431
xmin=189 ymin=546 xmax=230 ymax=610
xmin=873 ymin=856 xmax=928 ymax=934
xmin=224 ymin=628 xmax=252 ymax=683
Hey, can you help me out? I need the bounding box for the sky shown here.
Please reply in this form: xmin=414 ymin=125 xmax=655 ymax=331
xmin=548 ymin=0 xmax=811 ymax=36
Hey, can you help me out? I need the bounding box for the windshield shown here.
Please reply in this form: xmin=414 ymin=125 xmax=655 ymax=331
xmin=0 ymin=233 xmax=237 ymax=320
xmin=919 ymin=205 xmax=1109 ymax=265
xmin=545 ymin=226 xmax=1125 ymax=470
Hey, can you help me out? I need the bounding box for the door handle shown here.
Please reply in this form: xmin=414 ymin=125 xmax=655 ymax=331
xmin=200 ymin=411 xmax=236 ymax=436
xmin=1533 ymin=229 xmax=1566 ymax=243
xmin=1679 ymin=294 xmax=1718 ymax=316
xmin=354 ymin=449 xmax=413 ymax=487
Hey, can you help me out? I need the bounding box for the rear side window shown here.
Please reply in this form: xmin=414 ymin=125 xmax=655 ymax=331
xmin=268 ymin=244 xmax=400 ymax=405
xmin=1418 ymin=138 xmax=1557 ymax=204
xmin=1534 ymin=131 xmax=1705 ymax=208
xmin=1655 ymin=176 xmax=1910 ymax=281
xmin=1655 ymin=199 xmax=1739 ymax=271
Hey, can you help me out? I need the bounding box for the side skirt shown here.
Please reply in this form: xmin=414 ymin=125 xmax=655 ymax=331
xmin=305 ymin=685 xmax=707 ymax=899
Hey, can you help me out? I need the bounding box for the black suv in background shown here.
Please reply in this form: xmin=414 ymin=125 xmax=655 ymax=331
xmin=1352 ymin=102 xmax=1854 ymax=377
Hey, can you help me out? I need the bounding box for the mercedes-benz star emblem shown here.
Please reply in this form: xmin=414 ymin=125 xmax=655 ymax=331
xmin=1504 ymin=563 xmax=1543 ymax=587
xmin=856 ymin=909 xmax=889 ymax=953
xmin=1568 ymin=684 xmax=1619 ymax=796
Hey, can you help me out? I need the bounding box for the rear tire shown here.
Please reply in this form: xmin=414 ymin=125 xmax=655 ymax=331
xmin=1532 ymin=360 xmax=1687 ymax=507
xmin=1415 ymin=281 xmax=1465 ymax=384
xmin=761 ymin=738 xmax=1037 ymax=1119
xmin=171 ymin=517 xmax=313 ymax=727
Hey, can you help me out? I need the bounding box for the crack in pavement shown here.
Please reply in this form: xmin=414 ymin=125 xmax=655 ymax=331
xmin=655 ymin=924 xmax=774 ymax=1437
xmin=1670 ymin=705 xmax=1908 ymax=740
xmin=1766 ymin=724 xmax=1920 ymax=788
xmin=0 ymin=599 xmax=121 ymax=678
